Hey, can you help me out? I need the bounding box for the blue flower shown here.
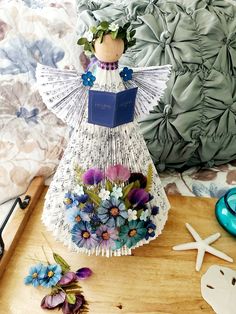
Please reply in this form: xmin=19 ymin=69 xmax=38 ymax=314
xmin=151 ymin=206 xmax=159 ymax=216
xmin=77 ymin=194 xmax=89 ymax=203
xmin=81 ymin=71 xmax=96 ymax=87
xmin=40 ymin=264 xmax=62 ymax=288
xmin=71 ymin=222 xmax=98 ymax=250
xmin=66 ymin=208 xmax=90 ymax=226
xmin=83 ymin=203 xmax=94 ymax=213
xmin=97 ymin=197 xmax=128 ymax=228
xmin=120 ymin=67 xmax=133 ymax=81
xmin=24 ymin=263 xmax=46 ymax=287
xmin=0 ymin=37 xmax=64 ymax=78
xmin=22 ymin=0 xmax=44 ymax=8
xmin=119 ymin=220 xmax=146 ymax=248
xmin=16 ymin=107 xmax=39 ymax=124
xmin=63 ymin=192 xmax=80 ymax=209
xmin=145 ymin=221 xmax=156 ymax=240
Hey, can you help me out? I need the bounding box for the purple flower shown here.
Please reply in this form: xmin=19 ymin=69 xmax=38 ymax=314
xmin=62 ymin=294 xmax=85 ymax=314
xmin=82 ymin=168 xmax=104 ymax=185
xmin=128 ymin=188 xmax=150 ymax=207
xmin=57 ymin=272 xmax=78 ymax=286
xmin=76 ymin=267 xmax=93 ymax=280
xmin=105 ymin=164 xmax=130 ymax=183
xmin=129 ymin=173 xmax=147 ymax=188
xmin=96 ymin=225 xmax=118 ymax=250
xmin=71 ymin=222 xmax=98 ymax=250
xmin=83 ymin=203 xmax=94 ymax=213
xmin=41 ymin=292 xmax=66 ymax=309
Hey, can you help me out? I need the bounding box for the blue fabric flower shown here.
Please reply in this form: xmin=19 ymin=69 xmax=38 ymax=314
xmin=119 ymin=220 xmax=146 ymax=248
xmin=151 ymin=206 xmax=159 ymax=216
xmin=66 ymin=208 xmax=90 ymax=226
xmin=97 ymin=197 xmax=128 ymax=228
xmin=24 ymin=263 xmax=46 ymax=287
xmin=120 ymin=67 xmax=133 ymax=81
xmin=0 ymin=37 xmax=64 ymax=78
xmin=71 ymin=222 xmax=98 ymax=250
xmin=63 ymin=192 xmax=80 ymax=209
xmin=81 ymin=71 xmax=96 ymax=87
xmin=145 ymin=221 xmax=156 ymax=240
xmin=83 ymin=203 xmax=94 ymax=213
xmin=16 ymin=107 xmax=39 ymax=124
xmin=77 ymin=194 xmax=89 ymax=203
xmin=40 ymin=264 xmax=62 ymax=288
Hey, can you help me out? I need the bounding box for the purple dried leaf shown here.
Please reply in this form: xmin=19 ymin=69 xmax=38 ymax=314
xmin=41 ymin=291 xmax=66 ymax=309
xmin=58 ymin=272 xmax=78 ymax=286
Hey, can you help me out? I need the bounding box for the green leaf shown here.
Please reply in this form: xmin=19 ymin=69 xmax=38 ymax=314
xmin=105 ymin=180 xmax=113 ymax=192
xmin=84 ymin=42 xmax=91 ymax=51
xmin=86 ymin=190 xmax=101 ymax=206
xmin=66 ymin=293 xmax=76 ymax=305
xmin=99 ymin=21 xmax=109 ymax=30
xmin=128 ymin=39 xmax=136 ymax=47
xmin=77 ymin=37 xmax=87 ymax=45
xmin=90 ymin=26 xmax=97 ymax=34
xmin=145 ymin=164 xmax=153 ymax=192
xmin=122 ymin=182 xmax=134 ymax=198
xmin=111 ymin=30 xmax=118 ymax=40
xmin=124 ymin=198 xmax=131 ymax=209
xmin=133 ymin=180 xmax=140 ymax=189
xmin=130 ymin=29 xmax=136 ymax=38
xmin=123 ymin=22 xmax=131 ymax=29
xmin=53 ymin=253 xmax=70 ymax=273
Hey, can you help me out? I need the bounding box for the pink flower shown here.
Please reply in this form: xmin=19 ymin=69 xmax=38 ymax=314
xmin=105 ymin=164 xmax=130 ymax=182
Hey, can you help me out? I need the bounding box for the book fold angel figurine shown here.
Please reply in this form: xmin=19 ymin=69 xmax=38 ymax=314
xmin=36 ymin=21 xmax=171 ymax=257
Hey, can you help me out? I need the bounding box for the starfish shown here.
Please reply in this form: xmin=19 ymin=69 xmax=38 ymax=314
xmin=173 ymin=223 xmax=233 ymax=271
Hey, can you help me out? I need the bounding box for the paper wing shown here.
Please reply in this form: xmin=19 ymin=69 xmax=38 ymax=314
xmin=123 ymin=65 xmax=171 ymax=119
xmin=36 ymin=64 xmax=88 ymax=128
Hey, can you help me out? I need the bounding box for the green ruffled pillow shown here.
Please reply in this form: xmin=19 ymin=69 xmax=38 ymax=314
xmin=77 ymin=0 xmax=236 ymax=170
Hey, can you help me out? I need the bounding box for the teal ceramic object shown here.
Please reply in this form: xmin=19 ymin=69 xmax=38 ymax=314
xmin=215 ymin=188 xmax=236 ymax=237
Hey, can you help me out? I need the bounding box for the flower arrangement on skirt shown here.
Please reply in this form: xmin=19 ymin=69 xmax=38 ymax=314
xmin=24 ymin=252 xmax=92 ymax=313
xmin=64 ymin=164 xmax=159 ymax=254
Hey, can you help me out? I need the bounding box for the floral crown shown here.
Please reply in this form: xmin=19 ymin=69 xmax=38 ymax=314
xmin=63 ymin=164 xmax=160 ymax=256
xmin=77 ymin=21 xmax=136 ymax=54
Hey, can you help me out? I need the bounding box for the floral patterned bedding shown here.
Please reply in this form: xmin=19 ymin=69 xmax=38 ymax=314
xmin=0 ymin=0 xmax=82 ymax=205
xmin=0 ymin=0 xmax=236 ymax=213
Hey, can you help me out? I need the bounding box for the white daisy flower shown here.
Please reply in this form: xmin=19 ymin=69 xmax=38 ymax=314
xmin=128 ymin=209 xmax=137 ymax=221
xmin=84 ymin=30 xmax=94 ymax=42
xmin=140 ymin=209 xmax=149 ymax=221
xmin=111 ymin=186 xmax=123 ymax=199
xmin=108 ymin=22 xmax=119 ymax=32
xmin=99 ymin=188 xmax=111 ymax=201
xmin=74 ymin=185 xmax=84 ymax=196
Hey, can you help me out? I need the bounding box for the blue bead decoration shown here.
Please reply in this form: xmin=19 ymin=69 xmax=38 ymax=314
xmin=81 ymin=71 xmax=96 ymax=87
xmin=120 ymin=67 xmax=133 ymax=82
xmin=215 ymin=188 xmax=236 ymax=237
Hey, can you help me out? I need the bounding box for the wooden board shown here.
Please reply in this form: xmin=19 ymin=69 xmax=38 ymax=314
xmin=0 ymin=188 xmax=235 ymax=314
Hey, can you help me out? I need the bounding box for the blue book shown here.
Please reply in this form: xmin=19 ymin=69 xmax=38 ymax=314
xmin=88 ymin=87 xmax=138 ymax=128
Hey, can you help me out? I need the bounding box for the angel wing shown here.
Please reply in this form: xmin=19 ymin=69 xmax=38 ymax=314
xmin=122 ymin=65 xmax=171 ymax=119
xmin=36 ymin=64 xmax=88 ymax=128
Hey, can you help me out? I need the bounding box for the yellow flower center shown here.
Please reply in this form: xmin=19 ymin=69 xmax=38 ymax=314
xmin=47 ymin=271 xmax=54 ymax=278
xmin=32 ymin=272 xmax=38 ymax=279
xmin=110 ymin=207 xmax=119 ymax=217
xmin=64 ymin=198 xmax=72 ymax=205
xmin=129 ymin=229 xmax=137 ymax=237
xmin=75 ymin=215 xmax=81 ymax=222
xmin=102 ymin=231 xmax=110 ymax=240
xmin=82 ymin=231 xmax=90 ymax=239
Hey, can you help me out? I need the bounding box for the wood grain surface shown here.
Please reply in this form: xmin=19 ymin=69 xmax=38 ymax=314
xmin=0 ymin=188 xmax=235 ymax=314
